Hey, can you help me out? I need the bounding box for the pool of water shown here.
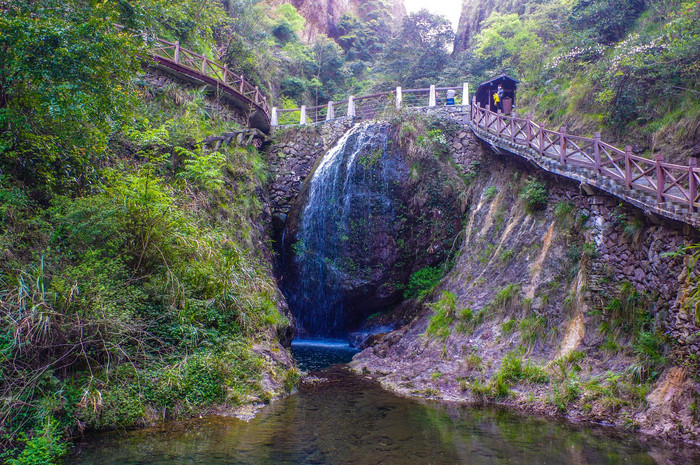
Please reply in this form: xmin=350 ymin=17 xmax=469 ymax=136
xmin=290 ymin=339 xmax=359 ymax=372
xmin=69 ymin=344 xmax=700 ymax=465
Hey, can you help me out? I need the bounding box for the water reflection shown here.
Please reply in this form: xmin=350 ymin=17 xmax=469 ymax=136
xmin=70 ymin=365 xmax=700 ymax=465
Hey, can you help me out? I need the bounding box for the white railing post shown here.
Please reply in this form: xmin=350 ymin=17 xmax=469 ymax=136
xmin=462 ymin=83 xmax=469 ymax=106
xmin=395 ymin=86 xmax=402 ymax=109
xmin=300 ymin=105 xmax=307 ymax=125
xmin=326 ymin=101 xmax=335 ymax=121
xmin=429 ymin=85 xmax=436 ymax=107
xmin=271 ymin=107 xmax=278 ymax=126
xmin=347 ymin=96 xmax=356 ymax=118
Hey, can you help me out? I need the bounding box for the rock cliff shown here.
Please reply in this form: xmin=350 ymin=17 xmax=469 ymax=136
xmin=265 ymin=0 xmax=406 ymax=42
xmin=350 ymin=111 xmax=700 ymax=444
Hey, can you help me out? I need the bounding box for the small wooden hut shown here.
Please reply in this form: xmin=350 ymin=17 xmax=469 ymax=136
xmin=474 ymin=74 xmax=519 ymax=114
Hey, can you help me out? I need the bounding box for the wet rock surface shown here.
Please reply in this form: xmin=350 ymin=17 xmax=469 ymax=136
xmin=276 ymin=121 xmax=466 ymax=336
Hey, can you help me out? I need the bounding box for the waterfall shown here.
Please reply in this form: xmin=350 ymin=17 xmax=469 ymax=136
xmin=284 ymin=122 xmax=400 ymax=337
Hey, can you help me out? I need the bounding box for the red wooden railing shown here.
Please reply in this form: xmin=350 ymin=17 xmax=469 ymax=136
xmin=114 ymin=25 xmax=271 ymax=122
xmin=470 ymin=104 xmax=700 ymax=214
xmin=148 ymin=37 xmax=270 ymax=116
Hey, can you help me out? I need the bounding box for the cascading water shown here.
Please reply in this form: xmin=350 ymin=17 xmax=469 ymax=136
xmin=283 ymin=122 xmax=404 ymax=337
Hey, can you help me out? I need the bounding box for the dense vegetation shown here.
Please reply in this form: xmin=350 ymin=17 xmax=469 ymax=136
xmin=456 ymin=0 xmax=700 ymax=162
xmin=1 ymin=1 xmax=295 ymax=463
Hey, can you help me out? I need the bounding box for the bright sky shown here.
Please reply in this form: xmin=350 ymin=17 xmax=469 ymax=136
xmin=403 ymin=0 xmax=463 ymax=30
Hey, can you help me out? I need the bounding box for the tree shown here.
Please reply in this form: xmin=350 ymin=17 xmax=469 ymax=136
xmin=474 ymin=13 xmax=541 ymax=80
xmin=0 ymin=0 xmax=142 ymax=199
xmin=570 ymin=0 xmax=647 ymax=44
xmin=381 ymin=10 xmax=454 ymax=88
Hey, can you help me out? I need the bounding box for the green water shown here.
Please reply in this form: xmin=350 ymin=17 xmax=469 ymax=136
xmin=70 ymin=363 xmax=700 ymax=465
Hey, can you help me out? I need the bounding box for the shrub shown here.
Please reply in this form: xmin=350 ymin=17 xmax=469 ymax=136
xmin=484 ymin=186 xmax=498 ymax=200
xmin=405 ymin=266 xmax=442 ymax=299
xmin=425 ymin=291 xmax=458 ymax=339
xmin=519 ymin=178 xmax=548 ymax=213
xmin=5 ymin=417 xmax=67 ymax=465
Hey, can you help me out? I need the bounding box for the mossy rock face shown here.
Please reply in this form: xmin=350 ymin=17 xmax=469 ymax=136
xmin=281 ymin=120 xmax=466 ymax=337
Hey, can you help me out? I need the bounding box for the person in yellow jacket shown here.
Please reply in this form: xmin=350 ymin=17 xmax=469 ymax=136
xmin=493 ymin=84 xmax=504 ymax=112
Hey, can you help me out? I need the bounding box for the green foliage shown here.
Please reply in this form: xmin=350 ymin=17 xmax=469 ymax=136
xmin=501 ymin=318 xmax=517 ymax=335
xmin=498 ymin=354 xmax=550 ymax=385
xmin=464 ymin=353 xmax=483 ymax=371
xmin=519 ymin=314 xmax=547 ymax=347
xmin=570 ymin=0 xmax=646 ymax=44
xmin=491 ymin=283 xmax=521 ymax=312
xmin=380 ymin=10 xmax=454 ymax=88
xmin=405 ymin=266 xmax=442 ymax=299
xmin=474 ymin=12 xmax=542 ymax=79
xmin=0 ymin=0 xmax=142 ymax=195
xmin=4 ymin=417 xmax=67 ymax=465
xmin=519 ymin=178 xmax=549 ymax=213
xmin=425 ymin=291 xmax=458 ymax=339
xmin=630 ymin=331 xmax=667 ymax=382
xmin=484 ymin=186 xmax=498 ymax=201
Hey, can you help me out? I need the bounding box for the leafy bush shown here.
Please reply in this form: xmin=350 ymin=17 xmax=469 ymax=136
xmin=4 ymin=418 xmax=67 ymax=465
xmin=405 ymin=266 xmax=442 ymax=299
xmin=519 ymin=178 xmax=549 ymax=213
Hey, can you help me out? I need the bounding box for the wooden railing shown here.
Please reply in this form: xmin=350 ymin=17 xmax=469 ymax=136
xmin=273 ymin=85 xmax=467 ymax=126
xmin=148 ymin=37 xmax=270 ymax=116
xmin=114 ymin=25 xmax=271 ymax=124
xmin=470 ymin=103 xmax=700 ymax=215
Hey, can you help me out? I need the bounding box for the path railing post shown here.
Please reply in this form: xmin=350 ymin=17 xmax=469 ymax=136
xmin=526 ymin=114 xmax=532 ymax=149
xmin=326 ymin=101 xmax=335 ymax=121
xmin=539 ymin=123 xmax=545 ymax=158
xmin=300 ymin=105 xmax=307 ymax=125
xmin=223 ymin=65 xmax=228 ymax=83
xmin=347 ymin=96 xmax=355 ymax=118
xmin=510 ymin=115 xmax=515 ymax=142
xmin=395 ymin=87 xmax=402 ymax=109
xmin=239 ymin=75 xmax=245 ymax=94
xmin=625 ymin=146 xmax=632 ymax=189
xmin=690 ymin=157 xmax=698 ymax=212
xmin=201 ymin=56 xmax=207 ymax=74
xmin=174 ymin=41 xmax=180 ymax=63
xmin=560 ymin=126 xmax=567 ymax=164
xmin=594 ymin=132 xmax=601 ymax=174
xmin=271 ymin=107 xmax=278 ymax=126
xmin=429 ymin=85 xmax=436 ymax=107
xmin=656 ymin=154 xmax=665 ymax=203
xmin=497 ymin=110 xmax=502 ymax=135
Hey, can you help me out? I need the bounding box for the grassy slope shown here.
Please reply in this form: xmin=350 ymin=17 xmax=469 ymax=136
xmin=0 ymin=77 xmax=297 ymax=463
